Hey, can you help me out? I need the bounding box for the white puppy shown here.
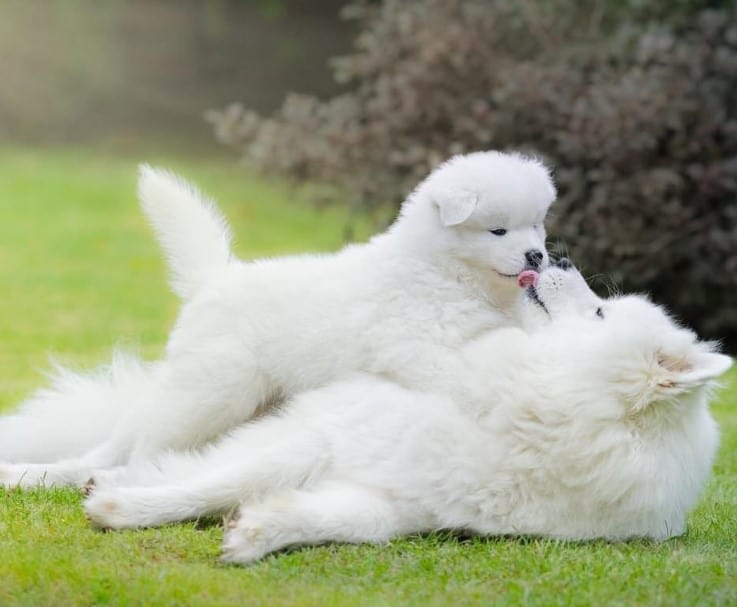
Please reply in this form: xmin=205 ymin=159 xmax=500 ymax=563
xmin=82 ymin=264 xmax=732 ymax=565
xmin=0 ymin=151 xmax=554 ymax=482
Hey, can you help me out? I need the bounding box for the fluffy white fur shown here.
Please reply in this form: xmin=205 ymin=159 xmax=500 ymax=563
xmin=80 ymin=266 xmax=731 ymax=564
xmin=0 ymin=151 xmax=554 ymax=474
xmin=0 ymin=353 xmax=158 ymax=463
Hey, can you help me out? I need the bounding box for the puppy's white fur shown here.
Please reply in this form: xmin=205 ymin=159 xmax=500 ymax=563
xmin=0 ymin=151 xmax=554 ymax=475
xmin=82 ymin=267 xmax=731 ymax=564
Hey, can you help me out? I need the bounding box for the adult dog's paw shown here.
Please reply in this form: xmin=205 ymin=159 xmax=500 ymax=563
xmin=81 ymin=477 xmax=96 ymax=497
xmin=84 ymin=489 xmax=143 ymax=530
xmin=220 ymin=514 xmax=272 ymax=565
xmin=84 ymin=467 xmax=127 ymax=491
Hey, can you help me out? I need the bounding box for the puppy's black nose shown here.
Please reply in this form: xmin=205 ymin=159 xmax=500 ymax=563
xmin=524 ymin=249 xmax=544 ymax=269
xmin=555 ymin=257 xmax=572 ymax=270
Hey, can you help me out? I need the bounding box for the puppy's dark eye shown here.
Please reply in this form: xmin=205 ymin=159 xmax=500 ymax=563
xmin=489 ymin=228 xmax=507 ymax=236
xmin=596 ymin=307 xmax=605 ymax=319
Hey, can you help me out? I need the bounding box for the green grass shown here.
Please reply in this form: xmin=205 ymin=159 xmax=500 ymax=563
xmin=0 ymin=146 xmax=736 ymax=606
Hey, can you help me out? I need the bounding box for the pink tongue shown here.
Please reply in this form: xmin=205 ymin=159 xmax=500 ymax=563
xmin=517 ymin=270 xmax=539 ymax=289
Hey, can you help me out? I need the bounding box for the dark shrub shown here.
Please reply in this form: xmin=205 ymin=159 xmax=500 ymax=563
xmin=207 ymin=1 xmax=737 ymax=349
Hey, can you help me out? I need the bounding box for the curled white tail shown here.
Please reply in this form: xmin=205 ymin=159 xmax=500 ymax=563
xmin=0 ymin=352 xmax=156 ymax=463
xmin=138 ymin=165 xmax=234 ymax=299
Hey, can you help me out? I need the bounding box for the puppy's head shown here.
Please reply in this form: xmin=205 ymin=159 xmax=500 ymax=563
xmin=399 ymin=151 xmax=556 ymax=295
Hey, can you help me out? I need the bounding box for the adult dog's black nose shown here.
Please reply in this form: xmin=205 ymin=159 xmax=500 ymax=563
xmin=555 ymin=257 xmax=572 ymax=270
xmin=524 ymin=249 xmax=545 ymax=269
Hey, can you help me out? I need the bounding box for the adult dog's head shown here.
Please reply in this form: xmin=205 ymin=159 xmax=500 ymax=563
xmin=396 ymin=151 xmax=556 ymax=298
xmin=514 ymin=261 xmax=731 ymax=540
xmin=525 ymin=262 xmax=732 ymax=414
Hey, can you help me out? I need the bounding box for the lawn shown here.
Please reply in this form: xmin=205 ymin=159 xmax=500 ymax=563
xmin=0 ymin=146 xmax=735 ymax=606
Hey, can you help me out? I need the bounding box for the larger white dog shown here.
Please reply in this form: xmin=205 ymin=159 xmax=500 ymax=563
xmin=82 ymin=265 xmax=732 ymax=565
xmin=0 ymin=151 xmax=554 ymax=481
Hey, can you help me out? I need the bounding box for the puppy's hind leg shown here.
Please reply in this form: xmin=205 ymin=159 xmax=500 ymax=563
xmin=123 ymin=351 xmax=275 ymax=463
xmin=221 ymin=481 xmax=427 ymax=565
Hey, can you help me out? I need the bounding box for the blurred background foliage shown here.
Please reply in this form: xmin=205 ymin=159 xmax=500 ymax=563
xmin=1 ymin=0 xmax=736 ymax=349
xmin=0 ymin=0 xmax=352 ymax=147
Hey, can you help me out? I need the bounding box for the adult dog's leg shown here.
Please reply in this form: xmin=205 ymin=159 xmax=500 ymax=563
xmin=0 ymin=437 xmax=130 ymax=489
xmin=84 ymin=415 xmax=327 ymax=529
xmin=221 ymin=482 xmax=424 ymax=565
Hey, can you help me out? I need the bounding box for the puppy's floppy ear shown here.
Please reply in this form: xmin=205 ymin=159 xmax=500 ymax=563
xmin=435 ymin=190 xmax=478 ymax=227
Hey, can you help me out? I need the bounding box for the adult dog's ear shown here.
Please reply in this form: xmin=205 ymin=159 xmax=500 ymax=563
xmin=656 ymin=350 xmax=733 ymax=389
xmin=435 ymin=190 xmax=478 ymax=227
xmin=629 ymin=346 xmax=732 ymax=413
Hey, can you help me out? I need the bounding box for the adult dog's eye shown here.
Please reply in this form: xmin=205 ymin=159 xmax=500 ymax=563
xmin=596 ymin=307 xmax=605 ymax=319
xmin=489 ymin=228 xmax=507 ymax=236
